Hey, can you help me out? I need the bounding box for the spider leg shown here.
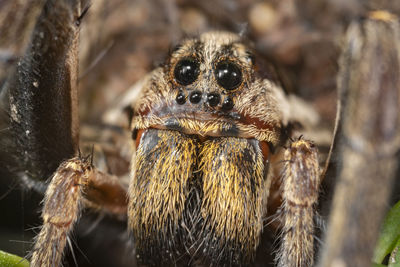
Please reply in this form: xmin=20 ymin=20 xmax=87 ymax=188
xmin=319 ymin=11 xmax=400 ymax=266
xmin=277 ymin=139 xmax=320 ymax=267
xmin=8 ymin=0 xmax=83 ymax=182
xmin=30 ymin=157 xmax=92 ymax=267
xmin=30 ymin=156 xmax=127 ymax=267
xmin=3 ymin=1 xmax=130 ymax=265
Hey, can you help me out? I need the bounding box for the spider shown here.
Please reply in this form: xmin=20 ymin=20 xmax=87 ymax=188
xmin=1 ymin=1 xmax=400 ymax=267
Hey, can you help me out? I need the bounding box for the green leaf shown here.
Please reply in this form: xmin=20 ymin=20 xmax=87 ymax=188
xmin=388 ymin=238 xmax=400 ymax=267
xmin=374 ymin=200 xmax=400 ymax=263
xmin=373 ymin=264 xmax=388 ymax=267
xmin=0 ymin=250 xmax=29 ymax=267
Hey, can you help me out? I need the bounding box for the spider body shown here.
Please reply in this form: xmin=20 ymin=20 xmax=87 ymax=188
xmin=129 ymin=32 xmax=289 ymax=265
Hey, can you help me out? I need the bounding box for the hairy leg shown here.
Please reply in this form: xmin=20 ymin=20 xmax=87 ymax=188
xmin=8 ymin=0 xmax=83 ymax=181
xmin=31 ymin=156 xmax=127 ymax=267
xmin=31 ymin=157 xmax=91 ymax=267
xmin=277 ymin=139 xmax=320 ymax=267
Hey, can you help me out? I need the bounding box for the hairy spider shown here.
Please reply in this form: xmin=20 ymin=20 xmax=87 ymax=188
xmin=1 ymin=1 xmax=400 ymax=267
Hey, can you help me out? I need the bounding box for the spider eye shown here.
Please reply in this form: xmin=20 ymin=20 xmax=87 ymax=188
xmin=215 ymin=61 xmax=242 ymax=90
xmin=174 ymin=58 xmax=200 ymax=85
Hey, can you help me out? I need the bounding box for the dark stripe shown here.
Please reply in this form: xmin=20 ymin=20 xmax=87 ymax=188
xmin=165 ymin=117 xmax=183 ymax=131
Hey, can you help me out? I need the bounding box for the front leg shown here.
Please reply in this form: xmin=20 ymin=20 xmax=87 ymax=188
xmin=8 ymin=0 xmax=83 ymax=183
xmin=277 ymin=139 xmax=320 ymax=267
xmin=31 ymin=156 xmax=127 ymax=267
xmin=31 ymin=157 xmax=91 ymax=267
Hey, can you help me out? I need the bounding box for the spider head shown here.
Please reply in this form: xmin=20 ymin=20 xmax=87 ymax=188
xmin=132 ymin=31 xmax=287 ymax=147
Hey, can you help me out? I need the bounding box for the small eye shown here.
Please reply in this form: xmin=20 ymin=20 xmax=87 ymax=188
xmin=174 ymin=58 xmax=200 ymax=85
xmin=207 ymin=93 xmax=220 ymax=107
xmin=175 ymin=91 xmax=186 ymax=105
xmin=189 ymin=91 xmax=202 ymax=104
xmin=221 ymin=97 xmax=234 ymax=111
xmin=215 ymin=61 xmax=242 ymax=90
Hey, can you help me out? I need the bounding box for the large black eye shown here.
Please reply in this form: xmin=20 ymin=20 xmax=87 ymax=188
xmin=215 ymin=61 xmax=242 ymax=90
xmin=174 ymin=58 xmax=199 ymax=85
